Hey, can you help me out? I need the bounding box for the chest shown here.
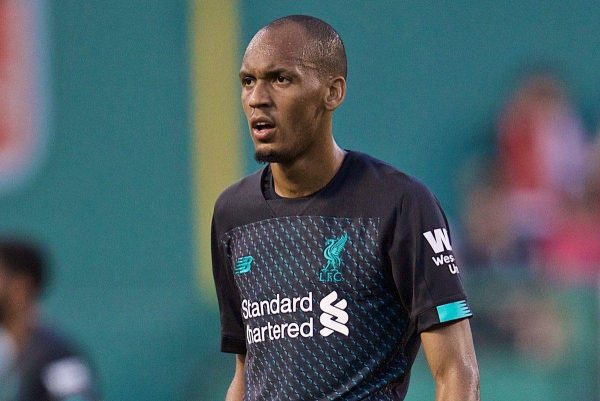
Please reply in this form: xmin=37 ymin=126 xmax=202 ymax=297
xmin=222 ymin=216 xmax=393 ymax=302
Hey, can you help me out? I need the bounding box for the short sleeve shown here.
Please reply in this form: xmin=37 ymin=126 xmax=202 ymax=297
xmin=389 ymin=183 xmax=472 ymax=333
xmin=211 ymin=214 xmax=247 ymax=354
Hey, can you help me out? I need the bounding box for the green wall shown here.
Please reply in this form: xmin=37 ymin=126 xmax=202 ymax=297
xmin=241 ymin=1 xmax=600 ymax=215
xmin=0 ymin=1 xmax=598 ymax=400
xmin=2 ymin=1 xmax=214 ymax=400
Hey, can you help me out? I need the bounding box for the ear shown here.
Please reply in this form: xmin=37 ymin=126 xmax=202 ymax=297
xmin=324 ymin=76 xmax=346 ymax=111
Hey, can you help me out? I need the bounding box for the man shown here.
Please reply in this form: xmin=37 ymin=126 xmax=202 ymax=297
xmin=212 ymin=15 xmax=479 ymax=401
xmin=0 ymin=239 xmax=99 ymax=401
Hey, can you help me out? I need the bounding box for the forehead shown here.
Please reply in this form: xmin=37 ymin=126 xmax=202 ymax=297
xmin=241 ymin=25 xmax=316 ymax=71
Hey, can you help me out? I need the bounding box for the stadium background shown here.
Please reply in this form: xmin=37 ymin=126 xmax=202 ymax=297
xmin=1 ymin=0 xmax=599 ymax=400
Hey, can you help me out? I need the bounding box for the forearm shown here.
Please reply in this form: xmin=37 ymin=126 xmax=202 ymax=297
xmin=225 ymin=354 xmax=246 ymax=401
xmin=433 ymin=364 xmax=480 ymax=401
xmin=225 ymin=376 xmax=244 ymax=401
xmin=422 ymin=320 xmax=480 ymax=401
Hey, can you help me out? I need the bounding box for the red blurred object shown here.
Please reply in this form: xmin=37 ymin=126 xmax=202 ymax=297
xmin=0 ymin=0 xmax=47 ymax=193
xmin=538 ymin=209 xmax=600 ymax=284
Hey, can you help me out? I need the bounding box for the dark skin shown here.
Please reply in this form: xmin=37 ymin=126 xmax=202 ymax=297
xmin=228 ymin=21 xmax=480 ymax=401
xmin=0 ymin=265 xmax=39 ymax=353
xmin=239 ymin=24 xmax=346 ymax=198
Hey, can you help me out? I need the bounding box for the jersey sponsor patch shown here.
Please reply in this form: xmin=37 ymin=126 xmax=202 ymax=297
xmin=319 ymin=290 xmax=349 ymax=336
xmin=423 ymin=228 xmax=452 ymax=253
xmin=423 ymin=228 xmax=459 ymax=274
xmin=242 ymin=291 xmax=350 ymax=344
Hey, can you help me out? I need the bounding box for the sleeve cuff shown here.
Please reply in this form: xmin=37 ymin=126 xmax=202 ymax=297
xmin=221 ymin=336 xmax=247 ymax=354
xmin=417 ymin=299 xmax=473 ymax=333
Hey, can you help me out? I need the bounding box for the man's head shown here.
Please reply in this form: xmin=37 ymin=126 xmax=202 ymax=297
xmin=0 ymin=239 xmax=47 ymax=324
xmin=260 ymin=15 xmax=347 ymax=80
xmin=240 ymin=15 xmax=347 ymax=164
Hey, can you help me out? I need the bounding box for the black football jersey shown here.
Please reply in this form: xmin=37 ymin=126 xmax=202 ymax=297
xmin=212 ymin=151 xmax=471 ymax=401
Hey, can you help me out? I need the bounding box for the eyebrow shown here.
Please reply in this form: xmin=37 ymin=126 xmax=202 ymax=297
xmin=239 ymin=66 xmax=298 ymax=80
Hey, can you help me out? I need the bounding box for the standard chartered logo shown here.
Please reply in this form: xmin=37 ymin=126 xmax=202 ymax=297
xmin=319 ymin=291 xmax=349 ymax=336
xmin=242 ymin=291 xmax=349 ymax=344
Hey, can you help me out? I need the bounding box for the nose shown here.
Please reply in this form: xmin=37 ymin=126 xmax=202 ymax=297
xmin=248 ymin=80 xmax=272 ymax=109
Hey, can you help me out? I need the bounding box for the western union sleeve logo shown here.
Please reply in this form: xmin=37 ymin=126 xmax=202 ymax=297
xmin=423 ymin=228 xmax=452 ymax=253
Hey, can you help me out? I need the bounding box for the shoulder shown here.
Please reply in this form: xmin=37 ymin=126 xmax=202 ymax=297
xmin=347 ymin=151 xmax=438 ymax=206
xmin=213 ymin=168 xmax=263 ymax=216
xmin=212 ymin=168 xmax=269 ymax=236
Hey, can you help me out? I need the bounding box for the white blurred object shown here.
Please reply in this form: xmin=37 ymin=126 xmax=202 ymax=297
xmin=41 ymin=357 xmax=92 ymax=398
xmin=0 ymin=328 xmax=16 ymax=376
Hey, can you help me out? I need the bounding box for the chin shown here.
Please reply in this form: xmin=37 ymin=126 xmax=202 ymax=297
xmin=254 ymin=151 xmax=281 ymax=164
xmin=254 ymin=148 xmax=294 ymax=164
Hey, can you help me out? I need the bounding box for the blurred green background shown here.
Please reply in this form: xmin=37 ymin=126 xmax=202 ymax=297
xmin=1 ymin=1 xmax=599 ymax=400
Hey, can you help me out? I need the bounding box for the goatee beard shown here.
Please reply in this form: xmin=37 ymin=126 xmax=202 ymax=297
xmin=254 ymin=151 xmax=290 ymax=164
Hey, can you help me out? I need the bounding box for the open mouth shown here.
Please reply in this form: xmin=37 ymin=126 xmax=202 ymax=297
xmin=251 ymin=120 xmax=276 ymax=140
xmin=252 ymin=121 xmax=275 ymax=132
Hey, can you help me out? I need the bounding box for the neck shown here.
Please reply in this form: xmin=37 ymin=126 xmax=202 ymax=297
xmin=271 ymin=137 xmax=346 ymax=198
xmin=4 ymin=306 xmax=37 ymax=353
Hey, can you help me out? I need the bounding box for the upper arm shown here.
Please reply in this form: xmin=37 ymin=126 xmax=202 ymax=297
xmin=390 ymin=182 xmax=472 ymax=332
xmin=211 ymin=214 xmax=247 ymax=354
xmin=421 ymin=319 xmax=479 ymax=397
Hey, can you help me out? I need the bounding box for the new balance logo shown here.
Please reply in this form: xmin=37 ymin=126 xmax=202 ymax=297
xmin=423 ymin=228 xmax=452 ymax=254
xmin=319 ymin=291 xmax=349 ymax=337
xmin=234 ymin=256 xmax=253 ymax=275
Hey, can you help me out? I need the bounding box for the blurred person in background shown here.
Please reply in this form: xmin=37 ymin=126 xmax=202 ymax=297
xmin=497 ymin=71 xmax=588 ymax=261
xmin=536 ymin=131 xmax=600 ymax=283
xmin=458 ymin=69 xmax=599 ymax=400
xmin=462 ymin=71 xmax=591 ymax=271
xmin=0 ymin=239 xmax=99 ymax=401
xmin=460 ymin=162 xmax=526 ymax=269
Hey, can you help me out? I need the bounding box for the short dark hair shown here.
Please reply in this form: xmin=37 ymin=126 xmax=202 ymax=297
xmin=0 ymin=239 xmax=47 ymax=294
xmin=264 ymin=15 xmax=347 ymax=79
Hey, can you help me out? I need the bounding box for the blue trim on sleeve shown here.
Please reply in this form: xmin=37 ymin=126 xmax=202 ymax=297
xmin=436 ymin=300 xmax=472 ymax=323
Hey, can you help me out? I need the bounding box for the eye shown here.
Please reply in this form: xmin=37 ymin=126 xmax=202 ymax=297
xmin=276 ymin=75 xmax=291 ymax=84
xmin=241 ymin=76 xmax=255 ymax=87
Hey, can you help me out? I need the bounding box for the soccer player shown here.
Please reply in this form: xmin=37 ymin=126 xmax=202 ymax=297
xmin=0 ymin=239 xmax=99 ymax=401
xmin=212 ymin=15 xmax=479 ymax=401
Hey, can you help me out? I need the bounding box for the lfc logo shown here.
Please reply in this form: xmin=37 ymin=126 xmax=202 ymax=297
xmin=319 ymin=233 xmax=348 ymax=283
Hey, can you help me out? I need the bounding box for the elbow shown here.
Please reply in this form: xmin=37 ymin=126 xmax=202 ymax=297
xmin=435 ymin=360 xmax=480 ymax=401
xmin=465 ymin=363 xmax=481 ymax=400
xmin=457 ymin=361 xmax=480 ymax=401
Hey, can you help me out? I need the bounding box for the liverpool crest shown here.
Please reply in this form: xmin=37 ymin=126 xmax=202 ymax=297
xmin=319 ymin=233 xmax=348 ymax=282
